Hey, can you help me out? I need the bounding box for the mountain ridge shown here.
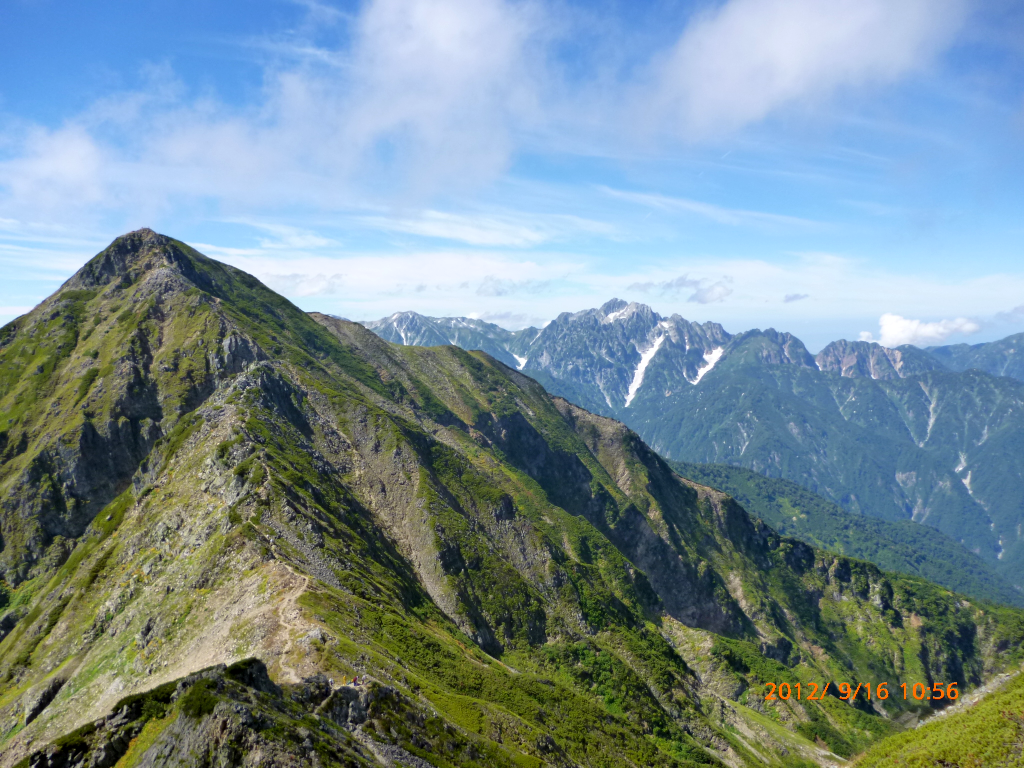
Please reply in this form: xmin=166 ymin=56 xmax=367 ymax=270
xmin=4 ymin=232 xmax=1023 ymax=766
xmin=362 ymin=303 xmax=1024 ymax=580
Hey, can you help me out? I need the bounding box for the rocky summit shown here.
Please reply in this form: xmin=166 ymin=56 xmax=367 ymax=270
xmin=2 ymin=230 xmax=1024 ymax=767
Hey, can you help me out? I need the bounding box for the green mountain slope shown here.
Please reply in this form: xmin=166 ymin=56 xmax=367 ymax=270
xmin=2 ymin=232 xmax=1023 ymax=767
xmin=669 ymin=461 xmax=1024 ymax=609
xmin=927 ymin=331 xmax=1024 ymax=382
xmin=633 ymin=350 xmax=1024 ymax=574
xmin=855 ymin=669 xmax=1024 ymax=767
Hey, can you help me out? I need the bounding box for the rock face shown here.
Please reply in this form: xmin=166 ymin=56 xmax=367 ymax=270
xmin=365 ymin=304 xmax=1024 ymax=580
xmin=815 ymin=339 xmax=946 ymax=380
xmin=1 ymin=231 xmax=1023 ymax=768
xmin=14 ymin=661 xmax=401 ymax=768
xmin=0 ymin=229 xmax=267 ymax=584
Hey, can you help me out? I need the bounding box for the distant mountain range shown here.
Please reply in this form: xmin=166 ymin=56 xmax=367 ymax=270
xmin=363 ymin=301 xmax=1024 ymax=581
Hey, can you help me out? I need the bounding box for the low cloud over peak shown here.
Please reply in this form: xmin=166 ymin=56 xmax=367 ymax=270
xmin=860 ymin=313 xmax=981 ymax=348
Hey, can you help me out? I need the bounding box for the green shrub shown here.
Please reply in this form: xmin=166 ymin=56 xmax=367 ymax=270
xmin=179 ymin=679 xmax=218 ymax=719
xmin=52 ymin=720 xmax=97 ymax=749
xmin=75 ymin=368 xmax=99 ymax=403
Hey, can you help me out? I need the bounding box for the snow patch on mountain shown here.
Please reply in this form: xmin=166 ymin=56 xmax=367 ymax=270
xmin=625 ymin=335 xmax=666 ymax=407
xmin=955 ymin=452 xmax=968 ymax=472
xmin=693 ymin=347 xmax=724 ymax=384
xmin=512 ymin=354 xmax=528 ymax=370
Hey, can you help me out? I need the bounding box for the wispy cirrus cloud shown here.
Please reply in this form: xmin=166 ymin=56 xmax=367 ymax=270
xmin=0 ymin=0 xmax=991 ymax=347
xmin=601 ymin=187 xmax=819 ymax=228
xmin=644 ymin=0 xmax=968 ymax=139
xmin=627 ymin=274 xmax=733 ymax=304
xmin=359 ymin=209 xmax=615 ymax=247
xmin=0 ymin=0 xmax=970 ymax=221
xmin=476 ymin=276 xmax=554 ymax=297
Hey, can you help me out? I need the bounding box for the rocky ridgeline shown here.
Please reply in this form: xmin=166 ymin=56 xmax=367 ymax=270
xmin=364 ymin=300 xmax=1024 ymax=580
xmin=15 ymin=659 xmax=454 ymax=768
xmin=1 ymin=231 xmax=1023 ymax=768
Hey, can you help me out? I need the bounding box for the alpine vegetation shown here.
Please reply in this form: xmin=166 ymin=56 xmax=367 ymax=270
xmin=2 ymin=231 xmax=1023 ymax=766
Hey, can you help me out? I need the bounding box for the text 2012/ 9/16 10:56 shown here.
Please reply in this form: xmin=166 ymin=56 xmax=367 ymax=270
xmin=765 ymin=682 xmax=959 ymax=702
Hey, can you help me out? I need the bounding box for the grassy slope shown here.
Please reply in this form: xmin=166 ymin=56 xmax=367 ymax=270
xmin=855 ymin=671 xmax=1024 ymax=767
xmin=1 ymin=231 xmax=1023 ymax=767
xmin=669 ymin=461 xmax=1024 ymax=609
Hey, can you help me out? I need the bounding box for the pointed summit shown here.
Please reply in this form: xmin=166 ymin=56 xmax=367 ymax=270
xmin=61 ymin=228 xmax=211 ymax=295
xmin=599 ymin=297 xmax=628 ymax=316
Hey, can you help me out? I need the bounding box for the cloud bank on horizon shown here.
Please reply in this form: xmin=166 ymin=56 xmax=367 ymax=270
xmin=1 ymin=0 xmax=1022 ymax=351
xmin=860 ymin=314 xmax=982 ymax=348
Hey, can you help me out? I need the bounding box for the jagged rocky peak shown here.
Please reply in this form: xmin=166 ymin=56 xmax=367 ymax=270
xmin=597 ymin=298 xmax=657 ymax=327
xmin=361 ymin=311 xmax=457 ymax=348
xmin=599 ymin=298 xmax=639 ymax=322
xmin=816 ymin=339 xmax=947 ymax=380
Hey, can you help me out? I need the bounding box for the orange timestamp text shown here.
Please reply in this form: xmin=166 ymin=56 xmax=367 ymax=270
xmin=765 ymin=681 xmax=959 ymax=702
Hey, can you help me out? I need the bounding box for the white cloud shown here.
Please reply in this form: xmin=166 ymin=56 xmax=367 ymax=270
xmin=647 ymin=0 xmax=968 ymax=139
xmin=0 ymin=0 xmax=970 ymax=221
xmin=994 ymin=304 xmax=1024 ymax=324
xmin=344 ymin=0 xmax=545 ymax=193
xmin=0 ymin=0 xmax=547 ymax=220
xmin=467 ymin=310 xmax=543 ymax=329
xmin=476 ymin=276 xmax=553 ymax=296
xmin=360 ymin=209 xmax=615 ymax=247
xmin=204 ymin=245 xmax=583 ymax=307
xmin=627 ymin=274 xmax=733 ymax=304
xmin=601 ymin=187 xmax=818 ymax=228
xmin=4 ymin=125 xmax=109 ymax=215
xmin=260 ymin=273 xmax=347 ymax=297
xmin=363 ymin=211 xmax=549 ymax=246
xmin=859 ymin=313 xmax=981 ymax=347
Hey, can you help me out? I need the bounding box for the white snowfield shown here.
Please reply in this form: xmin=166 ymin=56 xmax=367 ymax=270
xmin=693 ymin=347 xmax=724 ymax=384
xmin=625 ymin=335 xmax=666 ymax=407
xmin=512 ymin=354 xmax=528 ymax=370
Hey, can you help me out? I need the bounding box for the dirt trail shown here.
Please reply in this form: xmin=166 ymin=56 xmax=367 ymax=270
xmin=275 ymin=564 xmax=311 ymax=684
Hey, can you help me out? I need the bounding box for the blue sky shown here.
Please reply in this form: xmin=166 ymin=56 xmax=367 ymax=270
xmin=2 ymin=0 xmax=1023 ymax=351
